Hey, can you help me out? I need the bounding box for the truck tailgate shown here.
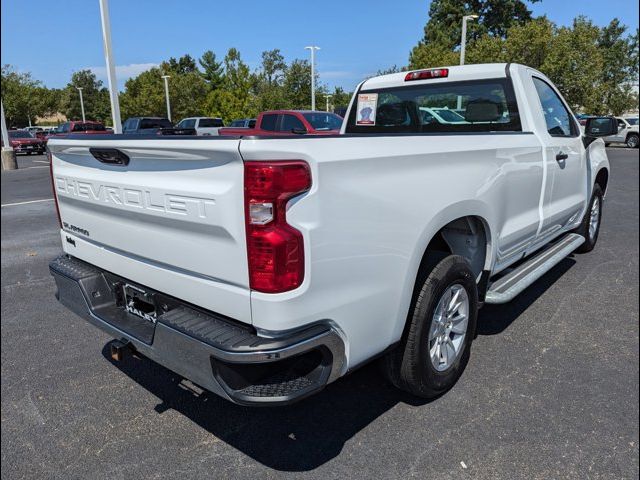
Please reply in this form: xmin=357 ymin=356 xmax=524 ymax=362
xmin=48 ymin=137 xmax=251 ymax=323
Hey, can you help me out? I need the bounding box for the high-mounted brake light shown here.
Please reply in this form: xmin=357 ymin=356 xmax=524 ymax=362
xmin=405 ymin=68 xmax=449 ymax=81
xmin=48 ymin=149 xmax=62 ymax=228
xmin=244 ymin=161 xmax=311 ymax=293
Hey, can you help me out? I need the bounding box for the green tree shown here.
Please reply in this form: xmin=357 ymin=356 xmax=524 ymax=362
xmin=540 ymin=17 xmax=603 ymax=112
xmin=282 ymin=59 xmax=312 ymax=109
xmin=60 ymin=70 xmax=111 ymax=123
xmin=251 ymin=49 xmax=288 ymax=112
xmin=329 ymin=86 xmax=352 ymax=111
xmin=163 ymin=55 xmax=198 ymax=75
xmin=204 ymin=48 xmax=255 ymax=122
xmin=595 ymin=21 xmax=640 ymax=115
xmin=120 ymin=65 xmax=208 ymax=121
xmin=419 ymin=0 xmax=541 ymax=48
xmin=1 ymin=65 xmax=52 ymax=127
xmin=199 ymin=50 xmax=224 ymax=89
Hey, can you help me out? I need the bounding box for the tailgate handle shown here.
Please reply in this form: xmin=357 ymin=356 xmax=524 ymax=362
xmin=89 ymin=148 xmax=130 ymax=166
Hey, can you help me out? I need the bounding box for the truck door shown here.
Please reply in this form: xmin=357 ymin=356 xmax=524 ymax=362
xmin=529 ymin=75 xmax=587 ymax=243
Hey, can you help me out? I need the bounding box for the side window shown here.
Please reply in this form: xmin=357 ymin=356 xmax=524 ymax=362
xmin=617 ymin=119 xmax=626 ymax=130
xmin=280 ymin=114 xmax=305 ymax=132
xmin=180 ymin=119 xmax=196 ymax=128
xmin=123 ymin=119 xmax=136 ymax=131
xmin=532 ymin=77 xmax=576 ymax=137
xmin=261 ymin=114 xmax=278 ymax=131
xmin=248 ymin=119 xmax=256 ymax=128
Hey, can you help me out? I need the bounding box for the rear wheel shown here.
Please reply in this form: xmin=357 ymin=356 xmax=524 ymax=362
xmin=626 ymin=133 xmax=639 ymax=148
xmin=574 ymin=184 xmax=603 ymax=253
xmin=382 ymin=254 xmax=478 ymax=398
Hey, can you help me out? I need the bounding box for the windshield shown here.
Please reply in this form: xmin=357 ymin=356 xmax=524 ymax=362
xmin=626 ymin=118 xmax=638 ymax=126
xmin=302 ymin=113 xmax=343 ymax=130
xmin=431 ymin=108 xmax=466 ymax=122
xmin=8 ymin=131 xmax=33 ymax=138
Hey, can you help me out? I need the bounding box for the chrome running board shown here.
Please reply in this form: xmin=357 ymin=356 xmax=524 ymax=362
xmin=485 ymin=233 xmax=584 ymax=304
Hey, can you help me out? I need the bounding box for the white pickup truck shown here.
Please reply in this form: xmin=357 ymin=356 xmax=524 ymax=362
xmin=175 ymin=117 xmax=225 ymax=136
xmin=48 ymin=63 xmax=616 ymax=406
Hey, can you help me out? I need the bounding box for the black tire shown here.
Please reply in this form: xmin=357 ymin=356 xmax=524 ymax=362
xmin=382 ymin=254 xmax=478 ymax=398
xmin=626 ymin=133 xmax=639 ymax=148
xmin=573 ymin=184 xmax=603 ymax=253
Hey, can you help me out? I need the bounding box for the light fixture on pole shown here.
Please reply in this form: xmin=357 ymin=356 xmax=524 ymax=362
xmin=161 ymin=75 xmax=171 ymax=122
xmin=76 ymin=87 xmax=86 ymax=122
xmin=460 ymin=14 xmax=478 ymax=66
xmin=304 ymin=46 xmax=320 ymax=111
xmin=98 ymin=0 xmax=122 ymax=133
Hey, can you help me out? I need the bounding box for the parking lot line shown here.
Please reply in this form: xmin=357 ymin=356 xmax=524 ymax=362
xmin=1 ymin=198 xmax=54 ymax=208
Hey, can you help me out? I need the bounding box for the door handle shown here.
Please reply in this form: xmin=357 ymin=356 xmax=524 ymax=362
xmin=556 ymin=152 xmax=568 ymax=162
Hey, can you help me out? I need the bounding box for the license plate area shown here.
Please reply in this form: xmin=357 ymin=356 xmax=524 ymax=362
xmin=118 ymin=283 xmax=157 ymax=324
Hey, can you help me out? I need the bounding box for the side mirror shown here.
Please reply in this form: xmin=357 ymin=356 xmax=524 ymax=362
xmin=291 ymin=128 xmax=307 ymax=135
xmin=584 ymin=117 xmax=617 ymax=138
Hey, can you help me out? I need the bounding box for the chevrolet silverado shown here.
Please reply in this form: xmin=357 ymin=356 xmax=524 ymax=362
xmin=48 ymin=63 xmax=616 ymax=405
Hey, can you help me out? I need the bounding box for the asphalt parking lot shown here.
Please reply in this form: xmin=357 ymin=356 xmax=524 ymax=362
xmin=1 ymin=149 xmax=638 ymax=479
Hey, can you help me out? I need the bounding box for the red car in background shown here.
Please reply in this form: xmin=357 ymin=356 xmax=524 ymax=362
xmin=218 ymin=110 xmax=343 ymax=136
xmin=45 ymin=121 xmax=112 ymax=142
xmin=4 ymin=130 xmax=46 ymax=155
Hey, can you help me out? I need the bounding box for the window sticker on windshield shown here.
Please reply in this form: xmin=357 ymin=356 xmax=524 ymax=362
xmin=356 ymin=93 xmax=378 ymax=125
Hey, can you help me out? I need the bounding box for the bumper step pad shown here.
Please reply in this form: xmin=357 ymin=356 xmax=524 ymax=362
xmin=49 ymin=254 xmax=345 ymax=405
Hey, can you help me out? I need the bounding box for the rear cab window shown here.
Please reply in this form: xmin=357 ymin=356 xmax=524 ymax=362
xmin=345 ymin=78 xmax=521 ymax=134
xmin=199 ymin=118 xmax=224 ymax=128
xmin=260 ymin=114 xmax=278 ymax=131
xmin=140 ymin=119 xmax=173 ymax=129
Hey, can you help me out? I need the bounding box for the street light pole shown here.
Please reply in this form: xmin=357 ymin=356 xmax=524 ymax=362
xmin=161 ymin=75 xmax=171 ymax=121
xmin=77 ymin=87 xmax=86 ymax=122
xmin=98 ymin=0 xmax=122 ymax=133
xmin=325 ymin=94 xmax=332 ymax=112
xmin=458 ymin=14 xmax=478 ymax=111
xmin=460 ymin=14 xmax=478 ymax=66
xmin=305 ymin=46 xmax=320 ymax=111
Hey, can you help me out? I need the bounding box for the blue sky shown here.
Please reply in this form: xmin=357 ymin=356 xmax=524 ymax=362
xmin=1 ymin=0 xmax=638 ymax=92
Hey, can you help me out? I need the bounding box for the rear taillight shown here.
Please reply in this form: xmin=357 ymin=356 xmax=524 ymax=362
xmin=48 ymin=149 xmax=62 ymax=228
xmin=244 ymin=161 xmax=311 ymax=293
xmin=405 ymin=68 xmax=449 ymax=81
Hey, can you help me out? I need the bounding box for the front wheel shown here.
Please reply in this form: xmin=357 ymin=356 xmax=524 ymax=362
xmin=574 ymin=184 xmax=603 ymax=253
xmin=626 ymin=134 xmax=639 ymax=148
xmin=382 ymin=254 xmax=478 ymax=398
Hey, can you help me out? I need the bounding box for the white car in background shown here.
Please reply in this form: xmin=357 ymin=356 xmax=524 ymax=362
xmin=175 ymin=117 xmax=225 ymax=136
xmin=419 ymin=106 xmax=468 ymax=124
xmin=604 ymin=117 xmax=639 ymax=148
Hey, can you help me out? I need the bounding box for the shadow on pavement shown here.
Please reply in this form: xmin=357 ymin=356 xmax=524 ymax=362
xmin=102 ymin=256 xmax=577 ymax=471
xmin=478 ymin=257 xmax=575 ymax=335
